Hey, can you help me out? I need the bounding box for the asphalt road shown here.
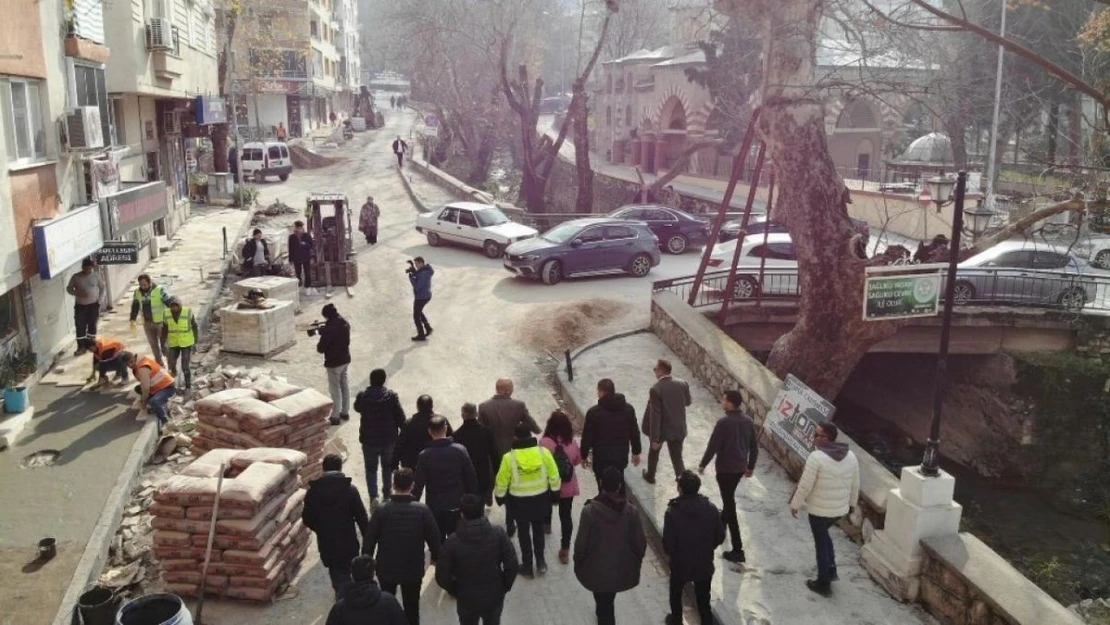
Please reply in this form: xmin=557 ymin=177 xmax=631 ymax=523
xmin=199 ymin=109 xmax=706 ymax=623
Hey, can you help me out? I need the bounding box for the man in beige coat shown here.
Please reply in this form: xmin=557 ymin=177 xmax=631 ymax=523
xmin=479 ymin=378 xmax=540 ymax=536
xmin=642 ymin=359 xmax=692 ymax=484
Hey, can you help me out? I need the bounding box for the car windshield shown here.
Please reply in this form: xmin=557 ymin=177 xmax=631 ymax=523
xmin=542 ymin=222 xmax=583 ymax=244
xmin=474 ymin=208 xmax=510 ymax=227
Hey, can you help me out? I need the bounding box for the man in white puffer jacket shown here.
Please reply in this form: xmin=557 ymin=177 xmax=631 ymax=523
xmin=789 ymin=422 xmax=859 ymax=597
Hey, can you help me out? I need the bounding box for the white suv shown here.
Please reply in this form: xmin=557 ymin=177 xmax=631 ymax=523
xmin=239 ymin=141 xmax=292 ymax=182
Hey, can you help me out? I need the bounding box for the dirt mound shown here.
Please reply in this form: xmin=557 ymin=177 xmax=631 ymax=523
xmin=519 ymin=299 xmax=633 ymax=354
xmin=289 ymin=144 xmax=341 ymax=169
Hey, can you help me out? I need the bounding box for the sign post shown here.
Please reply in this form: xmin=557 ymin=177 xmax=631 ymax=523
xmin=766 ymin=374 xmax=836 ymax=461
xmin=423 ymin=114 xmax=439 ymax=137
xmin=95 ymin=241 xmax=141 ymax=265
xmin=863 ymin=270 xmax=942 ymax=321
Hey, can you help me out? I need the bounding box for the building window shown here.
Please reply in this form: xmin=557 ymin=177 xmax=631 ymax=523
xmin=625 ymin=105 xmax=631 ymax=126
xmin=606 ymin=106 xmax=611 ymax=126
xmin=310 ymin=20 xmax=318 ymax=38
xmin=0 ymin=78 xmax=47 ymax=164
xmin=0 ymin=287 xmax=19 ymax=343
xmin=72 ymin=63 xmax=115 ymax=147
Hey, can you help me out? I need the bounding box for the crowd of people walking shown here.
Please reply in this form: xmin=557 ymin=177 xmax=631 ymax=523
xmin=303 ymin=356 xmax=860 ymax=624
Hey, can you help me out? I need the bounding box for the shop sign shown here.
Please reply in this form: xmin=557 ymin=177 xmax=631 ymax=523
xmin=195 ymin=95 xmax=227 ymax=125
xmin=102 ymin=181 xmax=168 ymax=236
xmin=95 ymin=241 xmax=140 ymax=265
xmin=33 ymin=204 xmax=105 ymax=280
xmin=766 ymin=375 xmax=836 ymax=461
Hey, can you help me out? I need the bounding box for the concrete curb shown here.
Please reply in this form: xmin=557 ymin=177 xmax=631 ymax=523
xmin=50 ymin=205 xmax=256 ymax=625
xmin=396 ymin=163 xmax=429 ymax=214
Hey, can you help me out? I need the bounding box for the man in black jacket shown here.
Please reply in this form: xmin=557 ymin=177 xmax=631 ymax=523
xmin=580 ymin=378 xmax=642 ymax=491
xmin=698 ymin=389 xmax=759 ymax=564
xmin=317 ymin=303 xmax=351 ymax=425
xmin=364 ymin=468 xmax=441 ymax=625
xmin=436 ymin=494 xmax=519 ymax=625
xmin=325 ymin=555 xmax=407 ymax=625
xmin=452 ymin=403 xmax=499 ymax=506
xmin=302 ymin=454 xmax=370 ymax=599
xmin=288 ymin=220 xmax=314 ymax=288
xmin=355 ymin=368 xmax=407 ymax=511
xmin=663 ymin=471 xmax=726 ymax=625
xmin=394 ymin=395 xmax=453 ymax=471
xmin=242 ymin=229 xmax=270 ymax=276
xmin=415 ymin=416 xmax=478 ymax=542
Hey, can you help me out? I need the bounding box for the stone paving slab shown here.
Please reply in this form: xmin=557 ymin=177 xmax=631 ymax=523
xmin=557 ymin=331 xmax=937 ymax=625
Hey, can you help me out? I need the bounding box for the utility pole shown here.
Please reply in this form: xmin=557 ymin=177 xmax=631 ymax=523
xmin=222 ymin=0 xmax=244 ymax=188
xmin=984 ymin=0 xmax=1006 ymax=213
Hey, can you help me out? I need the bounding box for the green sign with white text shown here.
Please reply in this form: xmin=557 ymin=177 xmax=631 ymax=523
xmin=864 ymin=273 xmax=941 ymax=320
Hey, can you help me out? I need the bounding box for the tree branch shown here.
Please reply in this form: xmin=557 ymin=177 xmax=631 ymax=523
xmin=649 ymin=139 xmax=722 ymax=194
xmin=858 ymin=0 xmax=960 ymax=32
xmin=964 ymin=195 xmax=1086 ymax=258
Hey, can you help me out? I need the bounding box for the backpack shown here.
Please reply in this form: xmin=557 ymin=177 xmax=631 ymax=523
xmin=551 ymin=439 xmax=574 ymax=483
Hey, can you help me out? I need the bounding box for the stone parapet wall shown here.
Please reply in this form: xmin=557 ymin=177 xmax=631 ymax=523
xmin=1076 ymin=316 xmax=1110 ymax=362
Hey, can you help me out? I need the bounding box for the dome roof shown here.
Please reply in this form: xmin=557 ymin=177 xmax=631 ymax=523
xmin=898 ymin=132 xmax=953 ymax=164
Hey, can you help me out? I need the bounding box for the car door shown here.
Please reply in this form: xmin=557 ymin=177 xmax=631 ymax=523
xmin=980 ymin=250 xmax=1035 ymax=302
xmin=764 ymin=241 xmax=799 ymax=294
xmin=1032 ymin=251 xmax=1075 ymax=303
xmin=563 ymin=226 xmax=607 ymax=274
xmin=435 ymin=206 xmax=459 ymax=241
xmin=600 ymin=224 xmax=640 ymax=271
xmin=455 ymin=208 xmax=482 ymax=248
xmin=643 ymin=208 xmax=679 ymax=242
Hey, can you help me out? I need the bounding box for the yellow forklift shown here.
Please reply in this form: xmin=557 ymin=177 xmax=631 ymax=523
xmin=306 ymin=193 xmax=359 ymax=296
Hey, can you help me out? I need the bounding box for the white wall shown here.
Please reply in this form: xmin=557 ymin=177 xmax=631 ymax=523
xmin=104 ymin=0 xmax=219 ymax=98
xmin=248 ymin=94 xmax=289 ymax=130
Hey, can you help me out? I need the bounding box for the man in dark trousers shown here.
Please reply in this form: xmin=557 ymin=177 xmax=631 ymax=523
xmin=364 ymin=468 xmax=442 ymax=625
xmin=302 ymin=454 xmax=371 ymax=600
xmin=699 ymin=389 xmax=759 ymax=564
xmin=642 ymin=359 xmax=692 ymax=485
xmin=452 ymin=403 xmax=500 ymax=506
xmin=66 ymin=258 xmax=101 ymax=356
xmin=580 ymin=378 xmax=642 ymax=491
xmin=414 ymin=416 xmax=478 ymax=542
xmin=392 ymin=135 xmax=409 ymax=167
xmin=394 ymin=395 xmax=453 ymax=471
xmin=354 ymin=368 xmax=407 ymax=511
xmin=436 ymin=494 xmax=520 ymax=625
xmin=288 ymin=220 xmax=314 ymax=288
xmin=664 ymin=471 xmax=725 ymax=625
xmin=478 ymin=378 xmax=539 ymax=536
xmin=317 ymin=303 xmax=351 ymax=425
xmin=406 ymin=257 xmax=434 ymax=341
xmin=242 ymin=229 xmax=270 ymax=277
xmin=326 ymin=555 xmax=407 ymax=625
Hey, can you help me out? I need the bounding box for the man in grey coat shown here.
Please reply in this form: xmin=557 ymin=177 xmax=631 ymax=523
xmin=478 ymin=378 xmax=540 ymax=536
xmin=641 ymin=359 xmax=692 ymax=485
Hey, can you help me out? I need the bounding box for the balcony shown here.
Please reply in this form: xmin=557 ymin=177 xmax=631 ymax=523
xmin=152 ymin=49 xmax=184 ymax=80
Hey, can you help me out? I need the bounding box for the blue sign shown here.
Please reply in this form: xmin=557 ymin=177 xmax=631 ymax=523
xmin=33 ymin=204 xmax=105 ymax=280
xmin=195 ymin=95 xmax=227 ymax=125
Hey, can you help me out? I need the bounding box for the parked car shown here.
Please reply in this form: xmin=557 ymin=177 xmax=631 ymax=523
xmin=416 ymin=202 xmax=539 ymax=258
xmin=719 ymin=217 xmax=870 ymax=246
xmin=238 ymin=141 xmax=292 ymax=182
xmin=607 ymin=204 xmax=710 ymax=254
xmin=953 ymin=240 xmax=1104 ymax=309
xmin=503 ymin=218 xmax=661 ymax=285
xmin=1070 ymin=233 xmax=1110 ymax=270
xmin=707 ymin=233 xmax=799 ymax=299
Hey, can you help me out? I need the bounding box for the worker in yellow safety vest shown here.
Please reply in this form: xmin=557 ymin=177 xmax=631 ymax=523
xmin=121 ymin=351 xmax=176 ymax=430
xmin=160 ymin=297 xmax=198 ymax=390
xmin=129 ymin=274 xmax=171 ymax=366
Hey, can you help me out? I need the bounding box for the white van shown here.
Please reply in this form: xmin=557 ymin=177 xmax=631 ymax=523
xmin=239 ymin=141 xmax=293 ymax=182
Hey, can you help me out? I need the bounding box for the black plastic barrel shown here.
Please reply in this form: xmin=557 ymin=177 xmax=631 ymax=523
xmin=115 ymin=593 xmax=193 ymax=625
xmin=77 ymin=586 xmax=118 ymax=625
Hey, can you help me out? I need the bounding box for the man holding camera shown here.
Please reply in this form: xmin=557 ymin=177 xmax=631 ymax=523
xmin=316 ymin=304 xmax=351 ymax=425
xmin=406 ymin=257 xmax=434 ymax=342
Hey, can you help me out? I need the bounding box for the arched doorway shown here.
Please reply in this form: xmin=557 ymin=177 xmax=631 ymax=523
xmin=829 ymin=98 xmax=882 ymax=180
xmin=657 ymin=96 xmax=688 ymax=171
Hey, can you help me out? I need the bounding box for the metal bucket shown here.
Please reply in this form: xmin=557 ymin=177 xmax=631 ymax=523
xmin=115 ymin=593 xmax=193 ymax=625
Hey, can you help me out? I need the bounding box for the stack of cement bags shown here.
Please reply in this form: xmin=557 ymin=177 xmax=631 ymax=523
xmin=191 ymin=381 xmax=332 ymax=482
xmin=150 ymin=448 xmax=310 ymax=601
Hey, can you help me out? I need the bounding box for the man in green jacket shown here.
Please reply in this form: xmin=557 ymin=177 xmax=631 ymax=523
xmin=494 ymin=423 xmax=561 ymax=577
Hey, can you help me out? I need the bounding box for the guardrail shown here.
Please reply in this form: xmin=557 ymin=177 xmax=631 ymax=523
xmin=653 ymin=267 xmax=1110 ymax=314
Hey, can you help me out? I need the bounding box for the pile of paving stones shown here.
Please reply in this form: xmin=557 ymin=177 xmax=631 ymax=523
xmin=151 ymin=448 xmax=311 ymax=601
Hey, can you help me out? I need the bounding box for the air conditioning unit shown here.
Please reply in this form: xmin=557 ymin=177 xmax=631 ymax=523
xmin=162 ymin=110 xmax=180 ymax=135
xmin=146 ymin=17 xmax=173 ymax=50
xmin=65 ymin=106 xmax=104 ymax=150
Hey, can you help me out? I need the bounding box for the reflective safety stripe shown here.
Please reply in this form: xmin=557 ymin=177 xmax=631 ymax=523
xmin=134 ymin=357 xmax=175 ymax=393
xmin=165 ymin=307 xmax=195 ymax=348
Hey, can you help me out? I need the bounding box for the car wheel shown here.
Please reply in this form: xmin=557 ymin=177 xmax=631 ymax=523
xmin=952 ymin=281 xmax=975 ymax=306
xmin=541 ymin=260 xmax=563 ymax=285
xmin=1094 ymin=250 xmax=1110 ymax=270
xmin=732 ymin=276 xmax=759 ymax=300
xmin=628 ymin=253 xmax=652 ymax=277
xmin=1058 ymin=287 xmax=1087 ymax=310
xmin=483 ymin=240 xmax=503 ymax=259
xmin=666 ymin=234 xmax=689 ymax=254
xmin=427 ymin=231 xmax=441 ymax=246
xmin=279 ymin=174 xmax=289 ymax=181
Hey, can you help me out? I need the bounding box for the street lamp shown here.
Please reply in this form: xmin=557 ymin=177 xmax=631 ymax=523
xmin=963 ymin=204 xmax=995 ymax=241
xmin=920 ymin=170 xmax=968 ymax=478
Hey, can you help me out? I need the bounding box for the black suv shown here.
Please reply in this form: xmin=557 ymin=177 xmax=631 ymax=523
xmin=606 ymin=204 xmax=710 ymax=254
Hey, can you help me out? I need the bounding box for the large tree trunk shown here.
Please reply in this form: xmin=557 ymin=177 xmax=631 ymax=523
xmin=735 ymin=0 xmax=901 ymax=399
xmin=571 ymin=84 xmax=593 ymax=212
xmin=213 ymin=10 xmax=239 ymax=173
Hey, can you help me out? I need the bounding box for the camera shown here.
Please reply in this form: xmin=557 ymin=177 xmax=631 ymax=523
xmin=405 ymin=259 xmax=415 ymax=274
xmin=306 ymin=320 xmax=325 ymax=337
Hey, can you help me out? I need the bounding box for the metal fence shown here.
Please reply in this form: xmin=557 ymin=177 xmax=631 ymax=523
xmin=654 ymin=267 xmax=1110 ymax=314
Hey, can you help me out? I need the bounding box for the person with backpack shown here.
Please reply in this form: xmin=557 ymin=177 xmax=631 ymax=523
xmin=493 ymin=423 xmax=562 ymax=577
xmin=539 ymin=410 xmax=581 ymax=565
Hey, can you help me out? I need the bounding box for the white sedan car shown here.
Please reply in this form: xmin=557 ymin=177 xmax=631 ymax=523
xmin=707 ymin=232 xmax=800 ymax=299
xmin=416 ymin=202 xmax=539 ymax=258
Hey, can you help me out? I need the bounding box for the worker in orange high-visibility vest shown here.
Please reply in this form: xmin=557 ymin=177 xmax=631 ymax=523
xmin=121 ymin=351 xmax=176 ymax=430
xmin=86 ymin=337 xmax=129 ymax=386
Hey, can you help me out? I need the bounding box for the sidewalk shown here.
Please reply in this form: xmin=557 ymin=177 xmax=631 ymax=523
xmin=556 ymin=332 xmax=937 ymax=625
xmin=0 ymin=205 xmax=254 ymax=625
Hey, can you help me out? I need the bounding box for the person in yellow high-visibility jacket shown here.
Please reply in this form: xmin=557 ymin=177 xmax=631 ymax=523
xmin=160 ymin=297 xmax=198 ymax=390
xmin=494 ymin=423 xmax=562 ymax=577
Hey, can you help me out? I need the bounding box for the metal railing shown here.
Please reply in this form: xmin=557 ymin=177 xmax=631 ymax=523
xmin=654 ymin=267 xmax=1110 ymax=315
